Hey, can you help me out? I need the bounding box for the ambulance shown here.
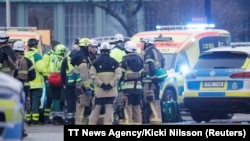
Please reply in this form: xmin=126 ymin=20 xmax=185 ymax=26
xmin=1 ymin=27 xmax=49 ymax=55
xmin=131 ymin=25 xmax=231 ymax=121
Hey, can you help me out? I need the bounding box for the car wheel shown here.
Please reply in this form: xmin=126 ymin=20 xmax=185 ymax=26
xmin=190 ymin=110 xmax=212 ymax=123
xmin=161 ymin=89 xmax=179 ymax=123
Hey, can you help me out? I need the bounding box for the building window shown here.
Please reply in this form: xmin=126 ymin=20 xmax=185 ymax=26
xmin=0 ymin=3 xmax=17 ymax=27
xmin=28 ymin=5 xmax=54 ymax=42
xmin=65 ymin=3 xmax=95 ymax=48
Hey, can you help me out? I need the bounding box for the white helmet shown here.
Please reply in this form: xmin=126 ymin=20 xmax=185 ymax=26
xmin=141 ymin=36 xmax=155 ymax=44
xmin=13 ymin=40 xmax=25 ymax=51
xmin=90 ymin=39 xmax=99 ymax=47
xmin=114 ymin=33 xmax=124 ymax=42
xmin=125 ymin=41 xmax=137 ymax=53
xmin=100 ymin=41 xmax=111 ymax=50
xmin=0 ymin=31 xmax=9 ymax=43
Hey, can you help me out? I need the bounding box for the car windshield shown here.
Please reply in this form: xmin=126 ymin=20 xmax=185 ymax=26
xmin=194 ymin=51 xmax=248 ymax=69
xmin=162 ymin=53 xmax=175 ymax=70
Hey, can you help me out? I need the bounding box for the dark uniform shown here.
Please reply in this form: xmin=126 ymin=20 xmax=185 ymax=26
xmin=89 ymin=41 xmax=122 ymax=125
xmin=120 ymin=41 xmax=144 ymax=125
xmin=141 ymin=37 xmax=164 ymax=125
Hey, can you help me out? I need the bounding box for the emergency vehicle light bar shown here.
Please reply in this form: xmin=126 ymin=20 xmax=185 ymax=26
xmin=156 ymin=24 xmax=215 ymax=30
xmin=0 ymin=27 xmax=37 ymax=31
xmin=231 ymin=42 xmax=250 ymax=47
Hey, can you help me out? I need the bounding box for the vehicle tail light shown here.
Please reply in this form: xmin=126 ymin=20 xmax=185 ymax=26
xmin=185 ymin=72 xmax=196 ymax=79
xmin=230 ymin=72 xmax=250 ymax=78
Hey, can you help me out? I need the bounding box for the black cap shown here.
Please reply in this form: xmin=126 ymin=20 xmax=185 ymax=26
xmin=51 ymin=40 xmax=60 ymax=48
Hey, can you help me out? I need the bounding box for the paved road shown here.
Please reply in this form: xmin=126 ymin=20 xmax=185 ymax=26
xmin=24 ymin=125 xmax=63 ymax=141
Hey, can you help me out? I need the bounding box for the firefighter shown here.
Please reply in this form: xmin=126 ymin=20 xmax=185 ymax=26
xmin=0 ymin=31 xmax=17 ymax=76
xmin=110 ymin=33 xmax=127 ymax=122
xmin=88 ymin=41 xmax=122 ymax=125
xmin=43 ymin=40 xmax=60 ymax=124
xmin=47 ymin=44 xmax=67 ymax=125
xmin=141 ymin=36 xmax=164 ymax=125
xmin=25 ymin=38 xmax=45 ymax=125
xmin=12 ymin=40 xmax=36 ymax=137
xmin=70 ymin=38 xmax=93 ymax=125
xmin=60 ymin=39 xmax=80 ymax=125
xmin=119 ymin=41 xmax=144 ymax=125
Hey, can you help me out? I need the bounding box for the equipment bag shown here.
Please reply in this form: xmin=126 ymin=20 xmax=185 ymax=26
xmin=48 ymin=72 xmax=63 ymax=87
xmin=162 ymin=100 xmax=182 ymax=123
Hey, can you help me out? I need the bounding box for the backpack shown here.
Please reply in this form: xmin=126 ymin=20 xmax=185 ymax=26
xmin=162 ymin=100 xmax=182 ymax=123
xmin=126 ymin=54 xmax=143 ymax=72
xmin=152 ymin=48 xmax=167 ymax=82
xmin=48 ymin=55 xmax=64 ymax=87
xmin=16 ymin=57 xmax=29 ymax=81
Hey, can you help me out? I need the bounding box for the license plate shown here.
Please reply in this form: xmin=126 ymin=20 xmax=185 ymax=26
xmin=203 ymin=81 xmax=224 ymax=88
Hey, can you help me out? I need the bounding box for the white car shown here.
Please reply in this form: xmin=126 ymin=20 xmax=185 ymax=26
xmin=183 ymin=46 xmax=250 ymax=122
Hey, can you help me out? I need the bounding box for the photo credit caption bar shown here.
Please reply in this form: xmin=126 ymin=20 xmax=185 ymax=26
xmin=64 ymin=125 xmax=249 ymax=139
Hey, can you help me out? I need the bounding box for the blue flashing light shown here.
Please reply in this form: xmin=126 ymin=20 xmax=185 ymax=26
xmin=156 ymin=25 xmax=161 ymax=30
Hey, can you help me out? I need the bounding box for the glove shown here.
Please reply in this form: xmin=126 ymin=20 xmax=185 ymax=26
xmin=86 ymin=90 xmax=93 ymax=96
xmin=101 ymin=83 xmax=113 ymax=90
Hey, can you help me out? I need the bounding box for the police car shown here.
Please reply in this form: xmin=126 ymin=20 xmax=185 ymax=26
xmin=0 ymin=72 xmax=25 ymax=141
xmin=183 ymin=46 xmax=250 ymax=122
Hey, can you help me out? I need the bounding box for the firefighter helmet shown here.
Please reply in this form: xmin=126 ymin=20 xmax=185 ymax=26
xmin=0 ymin=31 xmax=9 ymax=43
xmin=12 ymin=41 xmax=25 ymax=51
xmin=90 ymin=39 xmax=99 ymax=47
xmin=79 ymin=38 xmax=91 ymax=47
xmin=114 ymin=33 xmax=124 ymax=42
xmin=125 ymin=41 xmax=137 ymax=53
xmin=55 ymin=44 xmax=66 ymax=55
xmin=27 ymin=38 xmax=39 ymax=47
xmin=140 ymin=36 xmax=155 ymax=44
xmin=100 ymin=41 xmax=111 ymax=50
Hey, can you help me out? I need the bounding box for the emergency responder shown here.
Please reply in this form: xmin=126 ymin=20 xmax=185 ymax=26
xmin=25 ymin=38 xmax=45 ymax=125
xmin=119 ymin=41 xmax=144 ymax=125
xmin=0 ymin=31 xmax=17 ymax=76
xmin=43 ymin=40 xmax=60 ymax=124
xmin=60 ymin=39 xmax=80 ymax=125
xmin=12 ymin=40 xmax=36 ymax=137
xmin=110 ymin=33 xmax=127 ymax=122
xmin=70 ymin=38 xmax=93 ymax=125
xmin=141 ymin=36 xmax=164 ymax=125
xmin=47 ymin=44 xmax=67 ymax=125
xmin=110 ymin=33 xmax=126 ymax=63
xmin=88 ymin=41 xmax=122 ymax=125
xmin=89 ymin=39 xmax=99 ymax=61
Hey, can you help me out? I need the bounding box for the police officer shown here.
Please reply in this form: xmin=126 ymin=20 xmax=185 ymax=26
xmin=119 ymin=41 xmax=144 ymax=125
xmin=70 ymin=38 xmax=93 ymax=125
xmin=0 ymin=31 xmax=17 ymax=76
xmin=25 ymin=38 xmax=45 ymax=125
xmin=88 ymin=41 xmax=122 ymax=125
xmin=141 ymin=36 xmax=164 ymax=125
